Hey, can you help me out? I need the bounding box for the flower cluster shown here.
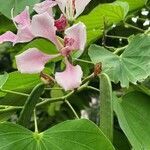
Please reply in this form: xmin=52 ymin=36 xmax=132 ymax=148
xmin=0 ymin=0 xmax=91 ymax=91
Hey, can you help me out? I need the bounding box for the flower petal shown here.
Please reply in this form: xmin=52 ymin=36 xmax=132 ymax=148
xmin=31 ymin=12 xmax=58 ymax=46
xmin=33 ymin=0 xmax=57 ymax=15
xmin=0 ymin=31 xmax=17 ymax=44
xmin=55 ymin=59 xmax=83 ymax=91
xmin=74 ymin=0 xmax=91 ymax=18
xmin=13 ymin=6 xmax=30 ymax=28
xmin=64 ymin=22 xmax=86 ymax=52
xmin=55 ymin=0 xmax=66 ymax=15
xmin=14 ymin=26 xmax=34 ymax=45
xmin=16 ymin=48 xmax=59 ymax=74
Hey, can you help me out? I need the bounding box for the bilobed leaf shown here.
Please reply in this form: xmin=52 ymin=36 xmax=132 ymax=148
xmin=77 ymin=1 xmax=129 ymax=44
xmin=113 ymin=91 xmax=150 ymax=150
xmin=88 ymin=34 xmax=150 ymax=87
xmin=0 ymin=119 xmax=115 ymax=150
xmin=117 ymin=0 xmax=148 ymax=11
xmin=0 ymin=0 xmax=40 ymax=19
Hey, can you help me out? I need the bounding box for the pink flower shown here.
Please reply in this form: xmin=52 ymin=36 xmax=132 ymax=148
xmin=33 ymin=0 xmax=57 ymax=15
xmin=56 ymin=0 xmax=91 ymax=20
xmin=55 ymin=15 xmax=68 ymax=31
xmin=0 ymin=5 xmax=87 ymax=91
xmin=0 ymin=7 xmax=34 ymax=45
xmin=0 ymin=7 xmax=57 ymax=46
xmin=55 ymin=58 xmax=83 ymax=91
xmin=15 ymin=21 xmax=86 ymax=91
xmin=34 ymin=0 xmax=91 ymax=21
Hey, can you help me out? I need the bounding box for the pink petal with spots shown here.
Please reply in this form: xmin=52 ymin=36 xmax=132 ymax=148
xmin=33 ymin=0 xmax=57 ymax=15
xmin=64 ymin=22 xmax=86 ymax=52
xmin=74 ymin=0 xmax=91 ymax=18
xmin=13 ymin=6 xmax=30 ymax=28
xmin=0 ymin=31 xmax=17 ymax=44
xmin=55 ymin=59 xmax=83 ymax=91
xmin=31 ymin=12 xmax=58 ymax=46
xmin=16 ymin=48 xmax=59 ymax=74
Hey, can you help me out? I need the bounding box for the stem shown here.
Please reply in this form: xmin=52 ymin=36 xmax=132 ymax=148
xmin=45 ymin=88 xmax=63 ymax=90
xmin=124 ymin=22 xmax=145 ymax=32
xmin=86 ymin=86 xmax=100 ymax=92
xmin=99 ymin=73 xmax=113 ymax=142
xmin=1 ymin=89 xmax=29 ymax=97
xmin=113 ymin=45 xmax=128 ymax=54
xmin=65 ymin=99 xmax=79 ymax=119
xmin=36 ymin=83 xmax=87 ymax=108
xmin=34 ymin=109 xmax=38 ymax=133
xmin=1 ymin=89 xmax=44 ymax=101
xmin=106 ymin=35 xmax=128 ymax=40
xmin=73 ymin=58 xmax=94 ymax=64
xmin=82 ymin=73 xmax=95 ymax=84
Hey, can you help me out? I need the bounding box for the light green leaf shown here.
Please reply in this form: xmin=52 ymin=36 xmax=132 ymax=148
xmin=0 ymin=73 xmax=9 ymax=89
xmin=0 ymin=0 xmax=40 ymax=19
xmin=99 ymin=73 xmax=113 ymax=142
xmin=77 ymin=1 xmax=129 ymax=44
xmin=88 ymin=34 xmax=150 ymax=87
xmin=0 ymin=119 xmax=115 ymax=150
xmin=113 ymin=91 xmax=150 ymax=150
xmin=117 ymin=0 xmax=148 ymax=11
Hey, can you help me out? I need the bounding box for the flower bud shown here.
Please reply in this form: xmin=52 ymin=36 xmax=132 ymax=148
xmin=55 ymin=15 xmax=68 ymax=31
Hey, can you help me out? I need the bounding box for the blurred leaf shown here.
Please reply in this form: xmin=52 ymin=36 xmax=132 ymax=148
xmin=113 ymin=91 xmax=150 ymax=150
xmin=0 ymin=72 xmax=8 ymax=89
xmin=77 ymin=1 xmax=129 ymax=44
xmin=0 ymin=0 xmax=40 ymax=19
xmin=0 ymin=14 xmax=15 ymax=33
xmin=0 ymin=107 xmax=17 ymax=122
xmin=117 ymin=0 xmax=148 ymax=11
xmin=0 ymin=119 xmax=115 ymax=150
xmin=89 ymin=34 xmax=150 ymax=87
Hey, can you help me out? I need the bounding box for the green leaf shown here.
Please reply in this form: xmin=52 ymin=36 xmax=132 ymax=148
xmin=113 ymin=91 xmax=150 ymax=150
xmin=88 ymin=34 xmax=150 ymax=87
xmin=99 ymin=73 xmax=113 ymax=142
xmin=0 ymin=73 xmax=8 ymax=89
xmin=21 ymin=38 xmax=58 ymax=55
xmin=18 ymin=83 xmax=44 ymax=128
xmin=77 ymin=1 xmax=129 ymax=44
xmin=0 ymin=71 xmax=41 ymax=106
xmin=0 ymin=119 xmax=115 ymax=150
xmin=0 ymin=14 xmax=15 ymax=33
xmin=117 ymin=0 xmax=148 ymax=11
xmin=0 ymin=0 xmax=40 ymax=19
